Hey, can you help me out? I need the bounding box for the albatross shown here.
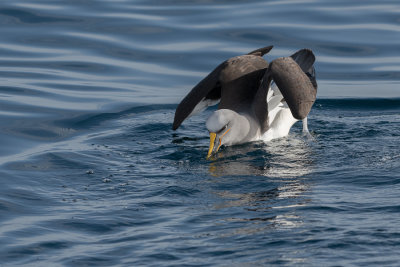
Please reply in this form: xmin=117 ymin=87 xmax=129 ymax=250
xmin=172 ymin=45 xmax=317 ymax=158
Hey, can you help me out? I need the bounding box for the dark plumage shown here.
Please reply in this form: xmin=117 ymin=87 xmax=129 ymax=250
xmin=173 ymin=45 xmax=317 ymax=132
xmin=172 ymin=46 xmax=317 ymax=157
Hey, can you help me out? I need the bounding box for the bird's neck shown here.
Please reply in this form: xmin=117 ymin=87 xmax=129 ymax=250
xmin=230 ymin=112 xmax=259 ymax=144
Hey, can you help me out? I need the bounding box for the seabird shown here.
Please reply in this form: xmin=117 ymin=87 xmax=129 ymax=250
xmin=172 ymin=46 xmax=317 ymax=158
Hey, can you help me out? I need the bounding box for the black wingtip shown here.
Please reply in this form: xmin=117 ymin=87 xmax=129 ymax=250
xmin=172 ymin=116 xmax=181 ymax=130
xmin=290 ymin=48 xmax=318 ymax=90
xmin=247 ymin=45 xmax=273 ymax=57
xmin=306 ymin=66 xmax=318 ymax=90
xmin=172 ymin=104 xmax=186 ymax=130
xmin=290 ymin=48 xmax=315 ymax=73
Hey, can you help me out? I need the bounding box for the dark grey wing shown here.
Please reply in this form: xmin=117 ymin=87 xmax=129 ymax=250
xmin=269 ymin=56 xmax=317 ymax=120
xmin=247 ymin=45 xmax=273 ymax=57
xmin=218 ymin=55 xmax=268 ymax=111
xmin=291 ymin=48 xmax=318 ymax=90
xmin=173 ymin=45 xmax=273 ymax=130
xmin=290 ymin=49 xmax=315 ymax=72
xmin=306 ymin=66 xmax=318 ymax=90
xmin=172 ymin=62 xmax=224 ymax=130
xmin=252 ymin=73 xmax=272 ymax=133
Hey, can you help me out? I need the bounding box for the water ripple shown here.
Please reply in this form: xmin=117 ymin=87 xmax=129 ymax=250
xmin=0 ymin=0 xmax=399 ymax=266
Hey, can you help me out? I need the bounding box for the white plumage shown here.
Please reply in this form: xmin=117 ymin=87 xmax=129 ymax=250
xmin=172 ymin=46 xmax=317 ymax=158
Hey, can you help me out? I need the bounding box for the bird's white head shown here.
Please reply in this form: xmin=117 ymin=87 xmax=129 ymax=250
xmin=205 ymin=109 xmax=249 ymax=159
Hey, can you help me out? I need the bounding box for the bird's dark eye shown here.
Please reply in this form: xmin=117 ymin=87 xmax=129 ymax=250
xmin=217 ymin=124 xmax=228 ymax=134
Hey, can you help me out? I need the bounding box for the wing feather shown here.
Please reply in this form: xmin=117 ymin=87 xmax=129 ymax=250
xmin=269 ymin=56 xmax=317 ymax=120
xmin=173 ymin=46 xmax=273 ymax=130
xmin=172 ymin=62 xmax=224 ymax=130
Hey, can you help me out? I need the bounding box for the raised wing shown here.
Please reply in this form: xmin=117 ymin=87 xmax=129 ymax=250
xmin=173 ymin=46 xmax=273 ymax=130
xmin=269 ymin=55 xmax=317 ymax=120
xmin=252 ymin=49 xmax=317 ymax=132
xmin=172 ymin=62 xmax=224 ymax=130
xmin=247 ymin=45 xmax=273 ymax=56
xmin=291 ymin=48 xmax=318 ymax=90
xmin=290 ymin=48 xmax=315 ymax=73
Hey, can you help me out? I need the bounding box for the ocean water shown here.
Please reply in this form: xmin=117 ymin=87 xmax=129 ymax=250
xmin=0 ymin=0 xmax=399 ymax=266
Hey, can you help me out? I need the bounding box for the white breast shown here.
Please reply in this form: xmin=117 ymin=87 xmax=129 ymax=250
xmin=261 ymin=85 xmax=298 ymax=142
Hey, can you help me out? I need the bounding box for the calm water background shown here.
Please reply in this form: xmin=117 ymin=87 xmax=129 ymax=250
xmin=0 ymin=0 xmax=399 ymax=266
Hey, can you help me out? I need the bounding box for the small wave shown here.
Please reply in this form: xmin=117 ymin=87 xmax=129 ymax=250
xmin=315 ymin=98 xmax=400 ymax=111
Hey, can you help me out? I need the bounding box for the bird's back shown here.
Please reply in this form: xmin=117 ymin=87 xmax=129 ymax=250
xmin=218 ymin=55 xmax=268 ymax=113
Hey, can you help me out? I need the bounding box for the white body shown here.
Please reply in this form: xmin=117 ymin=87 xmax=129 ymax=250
xmin=262 ymin=83 xmax=298 ymax=142
xmin=205 ymin=83 xmax=311 ymax=147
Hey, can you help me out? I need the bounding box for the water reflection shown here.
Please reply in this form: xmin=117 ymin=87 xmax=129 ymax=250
xmin=207 ymin=135 xmax=314 ymax=233
xmin=208 ymin=135 xmax=314 ymax=178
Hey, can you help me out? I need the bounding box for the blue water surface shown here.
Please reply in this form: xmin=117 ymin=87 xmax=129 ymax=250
xmin=0 ymin=0 xmax=399 ymax=266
